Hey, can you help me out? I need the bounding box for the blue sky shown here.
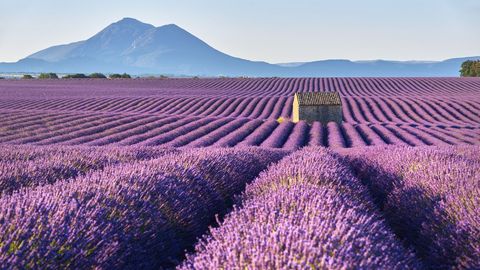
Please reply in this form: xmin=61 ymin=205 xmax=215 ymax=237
xmin=0 ymin=0 xmax=479 ymax=63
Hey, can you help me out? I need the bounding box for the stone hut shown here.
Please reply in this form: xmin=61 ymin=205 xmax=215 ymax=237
xmin=292 ymin=92 xmax=342 ymax=124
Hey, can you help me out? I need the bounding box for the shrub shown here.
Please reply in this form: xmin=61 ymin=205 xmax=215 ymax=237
xmin=89 ymin=73 xmax=107 ymax=79
xmin=22 ymin=74 xmax=34 ymax=79
xmin=109 ymin=73 xmax=131 ymax=79
xmin=38 ymin=73 xmax=58 ymax=79
xmin=63 ymin=73 xmax=88 ymax=79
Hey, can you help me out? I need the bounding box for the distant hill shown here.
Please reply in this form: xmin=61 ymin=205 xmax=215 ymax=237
xmin=0 ymin=18 xmax=479 ymax=77
xmin=287 ymin=57 xmax=480 ymax=77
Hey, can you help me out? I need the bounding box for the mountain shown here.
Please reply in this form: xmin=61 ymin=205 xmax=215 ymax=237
xmin=0 ymin=18 xmax=281 ymax=76
xmin=0 ymin=18 xmax=478 ymax=77
xmin=28 ymin=18 xmax=155 ymax=63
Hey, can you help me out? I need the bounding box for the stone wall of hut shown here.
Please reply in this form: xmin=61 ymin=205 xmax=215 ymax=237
xmin=295 ymin=105 xmax=342 ymax=124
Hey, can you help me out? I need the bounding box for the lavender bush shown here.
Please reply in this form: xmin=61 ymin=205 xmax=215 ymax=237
xmin=180 ymin=147 xmax=421 ymax=269
xmin=341 ymin=146 xmax=480 ymax=269
xmin=0 ymin=147 xmax=287 ymax=269
xmin=0 ymin=145 xmax=176 ymax=196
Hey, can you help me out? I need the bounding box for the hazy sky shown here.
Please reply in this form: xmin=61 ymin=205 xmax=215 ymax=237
xmin=0 ymin=0 xmax=479 ymax=63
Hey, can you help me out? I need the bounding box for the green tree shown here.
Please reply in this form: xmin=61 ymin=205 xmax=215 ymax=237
xmin=63 ymin=73 xmax=88 ymax=79
xmin=89 ymin=73 xmax=107 ymax=79
xmin=460 ymin=60 xmax=480 ymax=77
xmin=38 ymin=73 xmax=58 ymax=79
xmin=22 ymin=74 xmax=34 ymax=79
xmin=473 ymin=61 xmax=480 ymax=77
xmin=109 ymin=73 xmax=131 ymax=79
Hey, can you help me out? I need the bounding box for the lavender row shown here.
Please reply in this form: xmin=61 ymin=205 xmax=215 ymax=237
xmin=0 ymin=147 xmax=287 ymax=269
xmin=260 ymin=121 xmax=295 ymax=148
xmin=1 ymin=95 xmax=479 ymax=127
xmin=0 ymin=110 xmax=478 ymax=148
xmin=180 ymin=147 xmax=420 ymax=269
xmin=1 ymin=77 xmax=479 ymax=99
xmin=187 ymin=118 xmax=250 ymax=147
xmin=211 ymin=119 xmax=264 ymax=147
xmin=0 ymin=145 xmax=176 ymax=196
xmin=0 ymin=113 xmax=123 ymax=144
xmin=341 ymin=146 xmax=480 ymax=269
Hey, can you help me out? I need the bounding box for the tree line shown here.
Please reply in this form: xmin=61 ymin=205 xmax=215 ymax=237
xmin=12 ymin=61 xmax=480 ymax=79
xmin=22 ymin=73 xmax=132 ymax=79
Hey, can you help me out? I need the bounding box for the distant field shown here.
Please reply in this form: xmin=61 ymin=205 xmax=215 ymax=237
xmin=0 ymin=77 xmax=479 ymax=147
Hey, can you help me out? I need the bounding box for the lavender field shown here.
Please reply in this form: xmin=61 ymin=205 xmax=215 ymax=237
xmin=0 ymin=77 xmax=479 ymax=269
xmin=0 ymin=77 xmax=479 ymax=148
